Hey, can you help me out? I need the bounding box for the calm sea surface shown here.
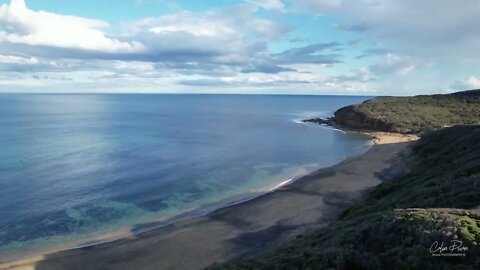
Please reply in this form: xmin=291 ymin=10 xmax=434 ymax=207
xmin=0 ymin=94 xmax=371 ymax=257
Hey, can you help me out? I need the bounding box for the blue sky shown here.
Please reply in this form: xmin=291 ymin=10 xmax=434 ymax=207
xmin=0 ymin=0 xmax=479 ymax=95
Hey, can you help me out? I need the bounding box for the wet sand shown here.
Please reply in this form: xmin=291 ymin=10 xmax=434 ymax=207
xmin=0 ymin=135 xmax=413 ymax=270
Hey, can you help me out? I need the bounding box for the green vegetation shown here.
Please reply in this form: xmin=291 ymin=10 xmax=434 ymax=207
xmin=211 ymin=125 xmax=480 ymax=270
xmin=335 ymin=90 xmax=480 ymax=133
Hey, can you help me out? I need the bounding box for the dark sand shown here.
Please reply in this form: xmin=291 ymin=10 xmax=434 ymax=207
xmin=0 ymin=139 xmax=412 ymax=270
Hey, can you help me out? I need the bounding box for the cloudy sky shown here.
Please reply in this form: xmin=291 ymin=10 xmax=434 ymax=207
xmin=0 ymin=0 xmax=479 ymax=95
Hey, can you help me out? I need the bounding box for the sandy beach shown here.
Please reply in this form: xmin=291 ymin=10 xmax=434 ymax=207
xmin=0 ymin=134 xmax=413 ymax=270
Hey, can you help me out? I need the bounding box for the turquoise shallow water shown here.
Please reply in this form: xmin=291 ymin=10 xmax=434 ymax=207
xmin=0 ymin=94 xmax=371 ymax=258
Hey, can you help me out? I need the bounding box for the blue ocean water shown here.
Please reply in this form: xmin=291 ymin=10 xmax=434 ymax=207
xmin=0 ymin=94 xmax=371 ymax=258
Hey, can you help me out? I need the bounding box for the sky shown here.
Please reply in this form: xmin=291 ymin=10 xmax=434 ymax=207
xmin=0 ymin=0 xmax=479 ymax=95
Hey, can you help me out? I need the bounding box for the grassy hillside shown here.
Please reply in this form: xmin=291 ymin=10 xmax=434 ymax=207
xmin=333 ymin=90 xmax=480 ymax=134
xmin=211 ymin=126 xmax=480 ymax=270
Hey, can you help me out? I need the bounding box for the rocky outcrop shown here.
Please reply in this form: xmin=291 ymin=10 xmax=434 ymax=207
xmin=302 ymin=117 xmax=333 ymax=125
xmin=306 ymin=89 xmax=480 ymax=134
xmin=333 ymin=105 xmax=399 ymax=133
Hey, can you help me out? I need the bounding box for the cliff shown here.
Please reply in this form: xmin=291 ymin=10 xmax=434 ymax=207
xmin=334 ymin=104 xmax=399 ymax=132
xmin=332 ymin=90 xmax=480 ymax=134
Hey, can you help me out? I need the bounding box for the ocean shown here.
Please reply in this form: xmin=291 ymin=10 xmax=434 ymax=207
xmin=0 ymin=94 xmax=371 ymax=258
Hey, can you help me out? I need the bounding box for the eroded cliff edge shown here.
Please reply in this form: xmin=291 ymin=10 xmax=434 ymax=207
xmin=319 ymin=89 xmax=480 ymax=134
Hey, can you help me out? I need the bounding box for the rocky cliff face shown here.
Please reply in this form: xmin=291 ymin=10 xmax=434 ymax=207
xmin=333 ymin=105 xmax=399 ymax=132
xmin=329 ymin=89 xmax=480 ymax=134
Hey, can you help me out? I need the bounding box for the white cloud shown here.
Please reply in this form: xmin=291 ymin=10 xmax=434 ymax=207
xmin=451 ymin=76 xmax=480 ymax=90
xmin=147 ymin=13 xmax=235 ymax=38
xmin=369 ymin=54 xmax=416 ymax=77
xmin=0 ymin=54 xmax=62 ymax=72
xmin=246 ymin=0 xmax=285 ymax=11
xmin=177 ymin=67 xmax=377 ymax=94
xmin=1 ymin=0 xmax=479 ymax=95
xmin=327 ymin=68 xmax=373 ymax=83
xmin=0 ymin=54 xmax=38 ymax=64
xmin=0 ymin=0 xmax=144 ymax=52
xmin=292 ymin=0 xmax=341 ymax=14
xmin=0 ymin=0 xmax=294 ymax=80
xmin=0 ymin=1 xmax=358 ymax=94
xmin=306 ymin=0 xmax=480 ymax=59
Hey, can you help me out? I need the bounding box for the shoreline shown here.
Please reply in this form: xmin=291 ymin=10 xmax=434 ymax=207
xmin=0 ymin=130 xmax=414 ymax=270
xmin=0 ymin=160 xmax=359 ymax=265
xmin=302 ymin=117 xmax=419 ymax=145
xmin=0 ymin=150 xmax=353 ymax=265
xmin=0 ymin=122 xmax=374 ymax=265
xmin=0 ymin=174 xmax=303 ymax=264
xmin=0 ymin=118 xmax=379 ymax=263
